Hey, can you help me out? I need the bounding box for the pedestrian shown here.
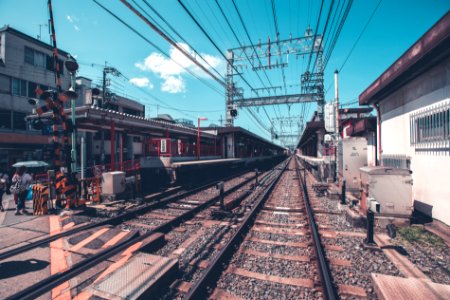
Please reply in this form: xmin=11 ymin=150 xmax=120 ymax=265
xmin=10 ymin=166 xmax=32 ymax=215
xmin=0 ymin=164 xmax=10 ymax=212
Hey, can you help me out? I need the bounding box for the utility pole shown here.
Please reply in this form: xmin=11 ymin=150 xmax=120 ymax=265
xmin=225 ymin=51 xmax=234 ymax=127
xmin=334 ymin=70 xmax=340 ymax=183
xmin=100 ymin=63 xmax=121 ymax=164
xmin=100 ymin=61 xmax=107 ymax=164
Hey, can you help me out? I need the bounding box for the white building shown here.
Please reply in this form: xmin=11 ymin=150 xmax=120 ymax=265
xmin=359 ymin=12 xmax=450 ymax=225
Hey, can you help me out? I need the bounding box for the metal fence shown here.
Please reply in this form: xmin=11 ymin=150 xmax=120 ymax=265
xmin=410 ymin=100 xmax=450 ymax=151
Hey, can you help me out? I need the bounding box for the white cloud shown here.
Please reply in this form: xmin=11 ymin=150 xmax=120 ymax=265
xmin=129 ymin=77 xmax=154 ymax=89
xmin=161 ymin=76 xmax=185 ymax=93
xmin=66 ymin=15 xmax=80 ymax=31
xmin=134 ymin=43 xmax=222 ymax=93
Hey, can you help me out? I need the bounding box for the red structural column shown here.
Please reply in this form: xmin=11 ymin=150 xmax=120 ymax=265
xmin=110 ymin=121 xmax=115 ymax=171
xmin=119 ymin=132 xmax=123 ymax=170
xmin=197 ymin=117 xmax=207 ymax=160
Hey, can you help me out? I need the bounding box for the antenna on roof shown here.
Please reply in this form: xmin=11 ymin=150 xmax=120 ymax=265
xmin=37 ymin=23 xmax=48 ymax=41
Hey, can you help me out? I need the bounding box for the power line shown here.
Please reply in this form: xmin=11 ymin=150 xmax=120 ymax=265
xmin=231 ymin=0 xmax=274 ymax=88
xmin=177 ymin=0 xmax=254 ymax=92
xmin=215 ymin=0 xmax=278 ymax=132
xmin=229 ymin=0 xmax=280 ymax=132
xmin=305 ymin=0 xmax=325 ymax=73
xmin=312 ymin=0 xmax=336 ymax=70
xmin=178 ymin=0 xmax=279 ymax=134
xmin=92 ymin=0 xmax=224 ymax=96
xmin=136 ymin=0 xmax=227 ymax=82
xmin=119 ymin=0 xmax=227 ymax=87
xmin=323 ymin=0 xmax=354 ymax=68
xmin=340 ymin=0 xmax=382 ymax=71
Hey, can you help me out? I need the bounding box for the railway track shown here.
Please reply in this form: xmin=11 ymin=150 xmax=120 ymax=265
xmin=3 ymin=162 xmax=282 ymax=300
xmin=182 ymin=156 xmax=338 ymax=300
xmin=0 ymin=169 xmax=256 ymax=262
xmin=4 ymin=155 xmax=397 ymax=299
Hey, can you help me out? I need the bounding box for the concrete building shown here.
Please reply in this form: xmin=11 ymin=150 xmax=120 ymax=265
xmin=359 ymin=12 xmax=450 ymax=225
xmin=76 ymin=76 xmax=145 ymax=117
xmin=0 ymin=25 xmax=70 ymax=165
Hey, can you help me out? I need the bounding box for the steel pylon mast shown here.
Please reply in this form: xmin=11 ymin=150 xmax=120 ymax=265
xmin=225 ymin=29 xmax=325 ymax=130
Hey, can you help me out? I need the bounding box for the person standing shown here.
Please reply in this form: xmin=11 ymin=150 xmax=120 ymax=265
xmin=0 ymin=164 xmax=10 ymax=212
xmin=11 ymin=166 xmax=32 ymax=215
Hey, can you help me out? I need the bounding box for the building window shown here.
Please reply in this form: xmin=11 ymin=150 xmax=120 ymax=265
xmin=35 ymin=51 xmax=46 ymax=68
xmin=46 ymin=55 xmax=64 ymax=74
xmin=24 ymin=46 xmax=34 ymax=64
xmin=410 ymin=102 xmax=450 ymax=145
xmin=25 ymin=46 xmax=64 ymax=74
xmin=12 ymin=78 xmax=27 ymax=96
xmin=0 ymin=74 xmax=10 ymax=94
xmin=0 ymin=109 xmax=11 ymax=129
xmin=12 ymin=112 xmax=27 ymax=130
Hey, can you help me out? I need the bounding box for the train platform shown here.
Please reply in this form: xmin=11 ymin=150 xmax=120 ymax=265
xmin=0 ymin=194 xmax=52 ymax=299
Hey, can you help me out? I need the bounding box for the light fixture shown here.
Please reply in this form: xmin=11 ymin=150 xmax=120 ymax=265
xmin=39 ymin=90 xmax=54 ymax=100
xmin=64 ymin=86 xmax=78 ymax=99
xmin=28 ymin=98 xmax=39 ymax=106
xmin=64 ymin=56 xmax=79 ymax=73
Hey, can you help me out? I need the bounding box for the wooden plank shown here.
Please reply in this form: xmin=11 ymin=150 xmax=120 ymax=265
xmin=338 ymin=284 xmax=367 ymax=297
xmin=375 ymin=233 xmax=429 ymax=279
xmin=241 ymin=248 xmax=310 ymax=262
xmin=248 ymin=237 xmax=309 ymax=248
xmin=210 ymin=288 xmax=245 ymax=300
xmin=372 ymin=273 xmax=450 ymax=300
xmin=227 ymin=267 xmax=314 ymax=288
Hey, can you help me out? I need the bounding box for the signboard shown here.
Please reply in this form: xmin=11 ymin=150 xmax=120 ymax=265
xmin=324 ymin=102 xmax=336 ymax=133
xmin=160 ymin=139 xmax=167 ymax=153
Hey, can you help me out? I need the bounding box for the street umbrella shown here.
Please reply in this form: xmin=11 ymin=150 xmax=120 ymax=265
xmin=12 ymin=161 xmax=49 ymax=168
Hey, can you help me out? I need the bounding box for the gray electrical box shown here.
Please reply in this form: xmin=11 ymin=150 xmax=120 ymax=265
xmin=338 ymin=137 xmax=368 ymax=193
xmin=102 ymin=171 xmax=126 ymax=195
xmin=360 ymin=166 xmax=413 ymax=217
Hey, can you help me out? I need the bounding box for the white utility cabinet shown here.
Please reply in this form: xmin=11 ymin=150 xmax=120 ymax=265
xmin=359 ymin=166 xmax=413 ymax=217
xmin=338 ymin=137 xmax=368 ymax=193
xmin=102 ymin=171 xmax=126 ymax=195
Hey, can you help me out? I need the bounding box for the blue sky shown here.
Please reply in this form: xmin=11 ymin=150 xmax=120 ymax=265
xmin=0 ymin=0 xmax=448 ymax=144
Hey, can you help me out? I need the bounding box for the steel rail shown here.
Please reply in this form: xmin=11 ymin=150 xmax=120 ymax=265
xmin=5 ymin=166 xmax=278 ymax=300
xmin=295 ymin=156 xmax=338 ymax=300
xmin=0 ymin=169 xmax=250 ymax=261
xmin=185 ymin=157 xmax=291 ymax=299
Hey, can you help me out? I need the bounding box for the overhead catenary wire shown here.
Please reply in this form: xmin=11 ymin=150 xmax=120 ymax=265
xmin=177 ymin=0 xmax=254 ymax=92
xmin=323 ymin=0 xmax=354 ymax=68
xmin=140 ymin=0 xmax=226 ymax=82
xmin=311 ymin=0 xmax=336 ymax=71
xmin=305 ymin=0 xmax=325 ymax=74
xmin=339 ymin=0 xmax=382 ymax=71
xmin=178 ymin=0 xmax=278 ymax=136
xmin=77 ymin=59 xmax=225 ymax=115
xmin=214 ymin=0 xmax=278 ymax=133
xmin=92 ymin=0 xmax=224 ymax=97
xmin=118 ymin=0 xmax=226 ymax=88
xmin=324 ymin=0 xmax=379 ymax=97
xmin=229 ymin=0 xmax=280 ymax=132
